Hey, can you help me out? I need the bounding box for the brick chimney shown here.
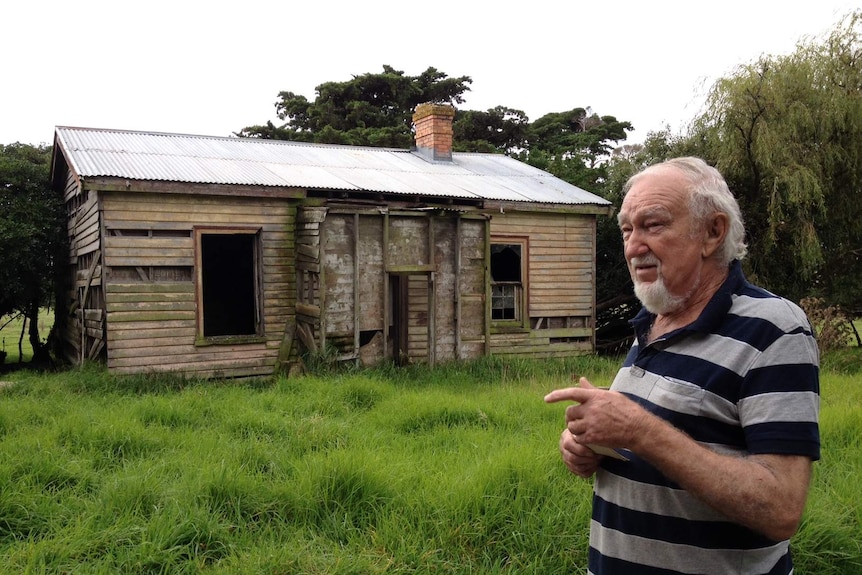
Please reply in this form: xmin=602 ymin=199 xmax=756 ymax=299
xmin=412 ymin=102 xmax=455 ymax=162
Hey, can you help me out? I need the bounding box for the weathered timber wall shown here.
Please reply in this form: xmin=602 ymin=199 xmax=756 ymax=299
xmin=489 ymin=211 xmax=597 ymax=355
xmin=320 ymin=211 xmax=486 ymax=365
xmin=63 ymin=171 xmax=106 ymax=363
xmin=99 ymin=192 xmax=295 ymax=378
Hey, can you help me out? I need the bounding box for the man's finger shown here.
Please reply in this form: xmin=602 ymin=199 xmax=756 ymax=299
xmin=544 ymin=386 xmax=590 ymax=404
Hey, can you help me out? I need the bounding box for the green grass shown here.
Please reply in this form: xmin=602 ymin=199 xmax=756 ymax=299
xmin=0 ymin=310 xmax=52 ymax=365
xmin=0 ymin=354 xmax=860 ymax=574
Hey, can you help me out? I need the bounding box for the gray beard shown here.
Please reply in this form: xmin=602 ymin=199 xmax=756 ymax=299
xmin=634 ymin=276 xmax=690 ymax=316
xmin=630 ymin=254 xmax=701 ymax=316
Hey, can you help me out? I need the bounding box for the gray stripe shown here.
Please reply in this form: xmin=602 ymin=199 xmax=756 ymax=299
xmin=612 ymin=369 xmax=713 ymax=419
xmin=615 ymin=363 xmax=745 ymax=426
xmin=739 ymin=391 xmax=820 ymax=425
xmin=754 ymin=331 xmax=819 ymax=368
xmin=732 ymin=294 xmax=811 ymax=332
xmin=596 ymin=469 xmax=727 ymax=522
xmin=668 ymin=333 xmax=760 ymax=377
xmin=590 ymin=519 xmax=790 ymax=574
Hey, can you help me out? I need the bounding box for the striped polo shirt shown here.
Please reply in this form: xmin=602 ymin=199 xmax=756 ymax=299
xmin=590 ymin=260 xmax=821 ymax=575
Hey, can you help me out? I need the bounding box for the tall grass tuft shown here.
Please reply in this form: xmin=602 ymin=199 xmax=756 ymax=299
xmin=0 ymin=354 xmax=859 ymax=573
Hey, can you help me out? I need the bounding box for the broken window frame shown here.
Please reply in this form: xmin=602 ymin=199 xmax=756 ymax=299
xmin=194 ymin=226 xmax=263 ymax=342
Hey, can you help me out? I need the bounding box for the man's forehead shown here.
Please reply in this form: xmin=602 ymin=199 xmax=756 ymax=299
xmin=621 ymin=173 xmax=687 ymax=211
xmin=617 ymin=200 xmax=673 ymax=225
xmin=619 ymin=177 xmax=688 ymax=224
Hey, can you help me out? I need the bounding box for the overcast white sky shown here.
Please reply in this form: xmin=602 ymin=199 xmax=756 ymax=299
xmin=2 ymin=1 xmax=857 ymax=147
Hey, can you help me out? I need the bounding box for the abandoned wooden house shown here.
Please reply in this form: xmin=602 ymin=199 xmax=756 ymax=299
xmin=50 ymin=103 xmax=613 ymax=378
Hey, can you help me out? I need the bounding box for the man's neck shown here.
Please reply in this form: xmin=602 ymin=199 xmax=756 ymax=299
xmin=650 ymin=264 xmax=730 ymax=341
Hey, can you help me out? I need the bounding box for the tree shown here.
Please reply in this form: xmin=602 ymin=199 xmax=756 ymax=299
xmin=238 ymin=66 xmax=633 ymax=171
xmin=237 ymin=65 xmax=473 ymax=147
xmin=686 ymin=11 xmax=862 ymax=310
xmin=518 ymin=108 xmax=633 ymax=191
xmin=0 ymin=143 xmax=66 ymax=364
xmin=452 ymin=106 xmax=530 ymax=154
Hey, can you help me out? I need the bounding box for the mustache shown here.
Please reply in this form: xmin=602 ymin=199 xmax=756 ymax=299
xmin=630 ymin=255 xmax=660 ymax=268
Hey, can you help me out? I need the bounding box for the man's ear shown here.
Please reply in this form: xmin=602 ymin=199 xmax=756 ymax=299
xmin=702 ymin=212 xmax=729 ymax=259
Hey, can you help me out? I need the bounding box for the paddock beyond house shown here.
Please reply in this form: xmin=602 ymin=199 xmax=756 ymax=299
xmin=50 ymin=103 xmax=613 ymax=378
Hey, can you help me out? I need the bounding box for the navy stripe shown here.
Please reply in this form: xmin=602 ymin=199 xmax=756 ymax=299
xmin=600 ymin=452 xmax=680 ymax=489
xmin=593 ymin=494 xmax=778 ymax=550
xmin=629 ymin=351 xmax=820 ymax=403
xmin=634 ymin=348 xmax=744 ymax=402
xmin=718 ymin=314 xmax=786 ymax=351
xmin=744 ymin=363 xmax=821 ymax=396
xmin=623 ymin=391 xmax=748 ymax=448
xmin=589 ymin=546 xmax=794 ymax=575
xmin=746 ymin=421 xmax=821 ymax=459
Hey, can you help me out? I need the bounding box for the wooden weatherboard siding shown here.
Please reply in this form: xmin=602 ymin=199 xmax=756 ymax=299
xmin=63 ymin=170 xmax=106 ymax=364
xmin=488 ymin=211 xmax=597 ymax=356
xmin=100 ymin=192 xmax=295 ymax=378
xmin=314 ymin=208 xmax=488 ymax=366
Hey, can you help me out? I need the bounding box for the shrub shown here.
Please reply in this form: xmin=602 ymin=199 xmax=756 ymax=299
xmin=800 ymin=297 xmax=854 ymax=352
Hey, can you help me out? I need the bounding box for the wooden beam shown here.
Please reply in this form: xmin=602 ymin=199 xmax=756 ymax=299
xmin=318 ymin=215 xmax=326 ymax=352
xmin=455 ymin=216 xmax=462 ymax=360
xmin=274 ymin=320 xmax=296 ymax=374
xmin=296 ymin=302 xmax=320 ymax=319
xmin=297 ymin=322 xmax=317 ymax=353
xmin=382 ymin=211 xmax=389 ymax=361
xmin=353 ymin=213 xmax=360 ymax=367
xmin=427 ymin=216 xmax=436 ymax=367
xmin=85 ymin=177 xmax=306 ymax=199
xmin=483 ymin=219 xmax=491 ymax=356
xmin=386 ymin=264 xmax=435 ymax=273
xmin=296 ymin=243 xmax=319 ymax=260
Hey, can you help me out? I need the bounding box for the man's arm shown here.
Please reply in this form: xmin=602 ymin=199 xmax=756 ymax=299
xmin=546 ymin=380 xmax=813 ymax=542
xmin=629 ymin=407 xmax=812 ymax=541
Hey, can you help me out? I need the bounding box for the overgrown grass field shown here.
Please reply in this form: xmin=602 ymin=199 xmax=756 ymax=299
xmin=0 ymin=354 xmax=860 ymax=574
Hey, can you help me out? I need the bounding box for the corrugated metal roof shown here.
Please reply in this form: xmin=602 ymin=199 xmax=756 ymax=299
xmin=53 ymin=126 xmax=612 ymax=207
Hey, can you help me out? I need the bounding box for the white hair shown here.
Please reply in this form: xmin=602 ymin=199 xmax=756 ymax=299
xmin=622 ymin=157 xmax=748 ymax=265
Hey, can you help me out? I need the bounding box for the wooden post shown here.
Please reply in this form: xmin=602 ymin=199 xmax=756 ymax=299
xmin=382 ymin=210 xmax=389 ymax=361
xmin=319 ymin=219 xmax=326 ymax=352
xmin=353 ymin=213 xmax=360 ymax=366
xmin=483 ymin=218 xmax=491 ymax=356
xmin=427 ymin=216 xmax=436 ymax=367
xmin=455 ymin=215 xmax=462 ymax=360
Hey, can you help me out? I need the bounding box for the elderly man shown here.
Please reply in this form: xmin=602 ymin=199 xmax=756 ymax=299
xmin=546 ymin=157 xmax=820 ymax=574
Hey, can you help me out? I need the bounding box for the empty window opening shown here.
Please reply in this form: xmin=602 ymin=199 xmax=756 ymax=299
xmin=200 ymin=232 xmax=259 ymax=337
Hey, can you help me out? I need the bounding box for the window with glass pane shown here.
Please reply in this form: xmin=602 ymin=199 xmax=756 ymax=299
xmin=490 ymin=242 xmax=523 ymax=321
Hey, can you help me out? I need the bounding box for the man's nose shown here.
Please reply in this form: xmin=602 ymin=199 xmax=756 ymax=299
xmin=624 ymin=231 xmax=649 ymax=259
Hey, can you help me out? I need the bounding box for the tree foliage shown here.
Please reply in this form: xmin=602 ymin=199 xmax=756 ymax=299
xmin=452 ymin=106 xmax=530 ymax=153
xmin=0 ymin=143 xmax=66 ymax=363
xmin=236 ymin=65 xmax=473 ymax=147
xmin=517 ymin=108 xmax=633 ymax=191
xmin=686 ymin=10 xmax=862 ymax=310
xmin=238 ymin=66 xmax=633 ymax=172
